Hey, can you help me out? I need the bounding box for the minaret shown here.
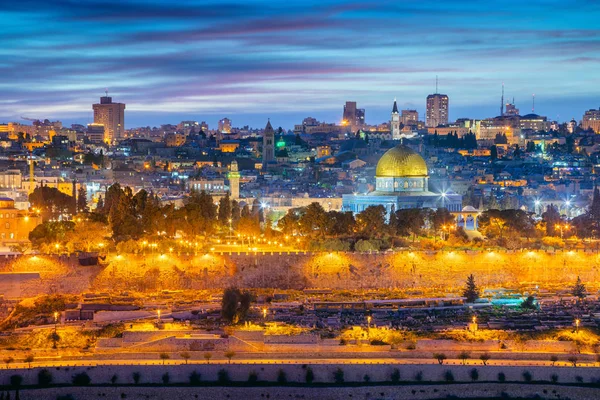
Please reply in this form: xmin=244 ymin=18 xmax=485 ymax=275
xmin=228 ymin=160 xmax=240 ymax=199
xmin=391 ymin=98 xmax=401 ymax=140
xmin=262 ymin=119 xmax=275 ymax=168
xmin=500 ymin=83 xmax=504 ymax=116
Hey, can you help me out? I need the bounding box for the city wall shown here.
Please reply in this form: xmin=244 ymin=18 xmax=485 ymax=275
xmin=2 ymin=250 xmax=600 ymax=295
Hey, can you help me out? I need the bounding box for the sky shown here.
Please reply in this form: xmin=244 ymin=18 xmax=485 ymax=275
xmin=1 ymin=0 xmax=599 ymax=129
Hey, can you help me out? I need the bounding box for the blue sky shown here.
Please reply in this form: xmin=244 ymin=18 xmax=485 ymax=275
xmin=1 ymin=0 xmax=599 ymax=129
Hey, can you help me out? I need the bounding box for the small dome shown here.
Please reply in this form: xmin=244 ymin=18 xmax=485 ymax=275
xmin=462 ymin=206 xmax=478 ymax=212
xmin=375 ymin=145 xmax=428 ymax=177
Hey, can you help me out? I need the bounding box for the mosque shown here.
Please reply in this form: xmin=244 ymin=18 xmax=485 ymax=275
xmin=342 ymin=144 xmax=462 ymax=216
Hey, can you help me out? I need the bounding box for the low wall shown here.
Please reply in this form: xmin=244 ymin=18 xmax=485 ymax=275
xmin=264 ymin=334 xmax=318 ymax=344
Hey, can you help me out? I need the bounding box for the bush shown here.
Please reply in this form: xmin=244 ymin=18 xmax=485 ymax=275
xmin=305 ymin=367 xmax=314 ymax=384
xmin=523 ymin=371 xmax=533 ymax=382
xmin=277 ymin=369 xmax=287 ymax=384
xmin=444 ymin=370 xmax=454 ymax=383
xmin=132 ymin=372 xmax=141 ymax=385
xmin=333 ymin=368 xmax=344 ymax=384
xmin=248 ymin=371 xmax=258 ymax=383
xmin=161 ymin=372 xmax=170 ymax=385
xmin=470 ymin=368 xmax=479 ymax=382
xmin=568 ymin=356 xmax=578 ymax=367
xmin=479 ymin=353 xmax=491 ymax=366
xmin=189 ymin=371 xmax=201 ymax=385
xmin=550 ymin=374 xmax=558 ymax=383
xmin=363 ymin=374 xmax=371 ymax=383
xmin=110 ymin=374 xmax=118 ymax=385
xmin=38 ymin=369 xmax=53 ymax=386
xmin=458 ymin=351 xmax=470 ymax=365
xmin=391 ymin=368 xmax=401 ymax=383
xmin=498 ymin=372 xmax=506 ymax=382
xmin=217 ymin=369 xmax=230 ymax=384
xmin=72 ymin=372 xmax=91 ymax=386
xmin=550 ymin=355 xmax=559 ymax=365
xmin=414 ymin=371 xmax=423 ymax=382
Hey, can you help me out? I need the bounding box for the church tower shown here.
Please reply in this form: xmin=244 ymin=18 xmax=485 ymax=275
xmin=391 ymin=98 xmax=401 ymax=140
xmin=228 ymin=160 xmax=240 ymax=199
xmin=262 ymin=119 xmax=275 ymax=168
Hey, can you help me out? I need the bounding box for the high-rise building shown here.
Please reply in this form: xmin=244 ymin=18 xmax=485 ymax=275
xmin=504 ymin=102 xmax=520 ymax=116
xmin=390 ymin=99 xmax=401 ymax=140
xmin=342 ymin=101 xmax=365 ymax=131
xmin=583 ymin=108 xmax=600 ymax=133
xmin=426 ymin=93 xmax=449 ymax=127
xmin=262 ymin=120 xmax=275 ymax=167
xmin=401 ymin=110 xmax=419 ymax=125
xmin=218 ymin=118 xmax=232 ymax=134
xmin=92 ymin=95 xmax=125 ymax=143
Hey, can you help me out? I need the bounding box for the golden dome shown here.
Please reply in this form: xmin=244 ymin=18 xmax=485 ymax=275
xmin=375 ymin=145 xmax=428 ymax=177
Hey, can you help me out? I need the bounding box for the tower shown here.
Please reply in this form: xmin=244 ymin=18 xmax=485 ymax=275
xmin=500 ymin=83 xmax=504 ymax=116
xmin=228 ymin=160 xmax=240 ymax=199
xmin=391 ymin=98 xmax=401 ymax=140
xmin=262 ymin=119 xmax=275 ymax=168
xmin=92 ymin=92 xmax=125 ymax=143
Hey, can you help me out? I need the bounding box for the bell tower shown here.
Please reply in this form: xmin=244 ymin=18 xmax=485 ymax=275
xmin=228 ymin=160 xmax=240 ymax=199
xmin=391 ymin=98 xmax=401 ymax=140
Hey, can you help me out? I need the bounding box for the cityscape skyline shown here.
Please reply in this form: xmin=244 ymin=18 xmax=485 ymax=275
xmin=1 ymin=0 xmax=600 ymax=128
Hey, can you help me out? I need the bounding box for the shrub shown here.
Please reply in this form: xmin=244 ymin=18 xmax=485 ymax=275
xmin=333 ymin=368 xmax=344 ymax=384
xmin=224 ymin=350 xmax=236 ymax=364
xmin=38 ymin=369 xmax=53 ymax=386
xmin=568 ymin=356 xmax=578 ymax=367
xmin=414 ymin=371 xmax=423 ymax=382
xmin=550 ymin=374 xmax=558 ymax=383
xmin=189 ymin=371 xmax=201 ymax=385
xmin=391 ymin=368 xmax=401 ymax=383
xmin=523 ymin=371 xmax=533 ymax=382
xmin=576 ymin=375 xmax=583 ymax=383
xmin=498 ymin=372 xmax=506 ymax=382
xmin=110 ymin=374 xmax=118 ymax=385
xmin=277 ymin=369 xmax=287 ymax=384
xmin=180 ymin=352 xmax=191 ymax=364
xmin=204 ymin=352 xmax=212 ymax=364
xmin=161 ymin=372 xmax=170 ymax=385
xmin=248 ymin=371 xmax=258 ymax=383
xmin=339 ymin=338 xmax=347 ymax=345
xmin=217 ymin=369 xmax=230 ymax=384
xmin=470 ymin=368 xmax=479 ymax=382
xmin=159 ymin=352 xmax=170 ymax=365
xmin=305 ymin=367 xmax=314 ymax=384
xmin=132 ymin=372 xmax=141 ymax=385
xmin=363 ymin=374 xmax=371 ymax=383
xmin=72 ymin=372 xmax=91 ymax=386
xmin=444 ymin=370 xmax=454 ymax=383
xmin=550 ymin=355 xmax=559 ymax=366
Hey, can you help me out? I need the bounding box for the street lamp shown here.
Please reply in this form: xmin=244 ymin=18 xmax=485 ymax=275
xmin=575 ymin=318 xmax=580 ymax=333
xmin=157 ymin=309 xmax=161 ymax=322
xmin=262 ymin=308 xmax=267 ymax=319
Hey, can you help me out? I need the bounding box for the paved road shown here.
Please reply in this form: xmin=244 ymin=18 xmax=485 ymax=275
xmin=3 ymin=357 xmax=596 ymax=370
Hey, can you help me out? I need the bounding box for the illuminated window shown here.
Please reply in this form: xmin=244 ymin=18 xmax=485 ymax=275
xmin=9 ymin=233 xmax=13 ymax=239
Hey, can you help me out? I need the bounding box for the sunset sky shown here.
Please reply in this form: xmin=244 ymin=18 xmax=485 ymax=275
xmin=1 ymin=0 xmax=599 ymax=128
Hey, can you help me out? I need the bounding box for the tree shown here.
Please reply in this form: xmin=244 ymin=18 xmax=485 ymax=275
xmin=356 ymin=205 xmax=386 ymax=238
xmin=218 ymin=193 xmax=232 ymax=226
xmin=110 ymin=374 xmax=118 ymax=384
xmin=391 ymin=368 xmax=401 ymax=383
xmin=490 ymin=145 xmax=498 ymax=161
xmin=3 ymin=357 xmax=13 ymax=369
xmin=333 ymin=368 xmax=344 ymax=383
xmin=159 ymin=352 xmax=170 ymax=365
xmin=23 ymin=355 xmax=34 ymax=369
xmin=189 ymin=371 xmax=202 ymax=385
xmin=180 ymin=352 xmax=191 ymax=364
xmin=521 ymin=296 xmax=536 ymax=310
xmin=76 ymin=185 xmax=88 ymax=213
xmin=568 ymin=356 xmax=578 ymax=367
xmin=224 ymin=350 xmax=236 ymax=364
xmin=458 ymin=351 xmax=470 ymax=365
xmin=72 ymin=372 xmax=91 ymax=385
xmin=161 ymin=372 xmax=170 ymax=384
xmin=305 ymin=367 xmax=315 ymax=384
xmin=37 ymin=369 xmax=53 ymax=386
xmin=470 ymin=368 xmax=479 ymax=381
xmin=550 ymin=355 xmax=558 ymax=366
xmin=204 ymin=352 xmax=212 ymax=364
xmin=217 ymin=369 xmax=230 ymax=383
xmin=542 ymin=205 xmax=561 ymax=236
xmin=221 ymin=287 xmax=253 ymax=323
xmin=277 ymin=369 xmax=287 ymax=383
xmin=434 ymin=353 xmax=447 ymax=365
xmin=572 ymin=276 xmax=587 ymax=300
xmin=462 ymin=274 xmax=480 ymax=303
xmin=479 ymin=353 xmax=491 ymax=366
xmin=132 ymin=372 xmax=141 ymax=384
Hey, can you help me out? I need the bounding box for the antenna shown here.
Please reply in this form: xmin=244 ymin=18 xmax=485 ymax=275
xmin=500 ymin=83 xmax=504 ymax=116
xmin=532 ymin=94 xmax=535 ymax=113
xmin=435 ymin=75 xmax=438 ymax=93
xmin=105 ymin=88 xmax=108 ymax=97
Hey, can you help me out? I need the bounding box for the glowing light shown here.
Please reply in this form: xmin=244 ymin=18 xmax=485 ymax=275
xmin=262 ymin=308 xmax=267 ymax=319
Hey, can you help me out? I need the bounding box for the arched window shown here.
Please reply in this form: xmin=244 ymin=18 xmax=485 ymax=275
xmin=403 ymin=181 xmax=408 ymax=189
xmin=9 ymin=233 xmax=14 ymax=239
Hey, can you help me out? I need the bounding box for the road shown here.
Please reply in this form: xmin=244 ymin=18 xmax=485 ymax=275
xmin=2 ymin=357 xmax=596 ymax=370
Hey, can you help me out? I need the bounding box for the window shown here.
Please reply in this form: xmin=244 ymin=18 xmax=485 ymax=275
xmin=9 ymin=233 xmax=13 ymax=239
xmin=4 ymin=222 xmax=8 ymax=229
